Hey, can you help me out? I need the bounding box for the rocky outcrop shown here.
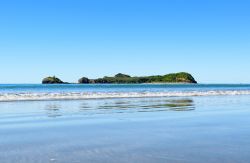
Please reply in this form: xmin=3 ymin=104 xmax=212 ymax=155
xmin=42 ymin=76 xmax=64 ymax=84
xmin=78 ymin=77 xmax=90 ymax=84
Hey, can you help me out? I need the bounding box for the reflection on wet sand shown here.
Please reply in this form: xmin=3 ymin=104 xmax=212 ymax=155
xmin=43 ymin=98 xmax=195 ymax=118
xmin=45 ymin=104 xmax=62 ymax=118
xmin=79 ymin=98 xmax=195 ymax=115
xmin=163 ymin=99 xmax=195 ymax=111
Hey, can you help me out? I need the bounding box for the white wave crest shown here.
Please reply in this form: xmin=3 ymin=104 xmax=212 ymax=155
xmin=0 ymin=90 xmax=250 ymax=102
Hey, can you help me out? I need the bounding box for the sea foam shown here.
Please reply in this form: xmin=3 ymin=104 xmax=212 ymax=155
xmin=0 ymin=90 xmax=250 ymax=102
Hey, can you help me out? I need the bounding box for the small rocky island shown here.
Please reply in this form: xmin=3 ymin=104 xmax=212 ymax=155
xmin=42 ymin=76 xmax=65 ymax=84
xmin=42 ymin=72 xmax=197 ymax=84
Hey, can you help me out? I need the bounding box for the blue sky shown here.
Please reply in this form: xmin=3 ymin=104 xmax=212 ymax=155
xmin=0 ymin=0 xmax=249 ymax=83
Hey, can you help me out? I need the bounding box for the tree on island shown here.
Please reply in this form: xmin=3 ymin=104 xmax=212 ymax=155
xmin=114 ymin=73 xmax=131 ymax=78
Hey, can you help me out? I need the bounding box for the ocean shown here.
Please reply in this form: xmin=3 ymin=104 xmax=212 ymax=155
xmin=0 ymin=84 xmax=250 ymax=163
xmin=0 ymin=84 xmax=250 ymax=101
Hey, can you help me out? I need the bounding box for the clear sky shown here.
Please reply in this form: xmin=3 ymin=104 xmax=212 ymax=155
xmin=0 ymin=0 xmax=249 ymax=83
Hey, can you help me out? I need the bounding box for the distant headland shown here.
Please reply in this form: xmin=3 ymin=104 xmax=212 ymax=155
xmin=42 ymin=72 xmax=197 ymax=84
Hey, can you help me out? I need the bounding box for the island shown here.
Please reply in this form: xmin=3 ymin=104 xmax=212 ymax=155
xmin=42 ymin=76 xmax=65 ymax=84
xmin=42 ymin=72 xmax=197 ymax=84
xmin=78 ymin=72 xmax=197 ymax=84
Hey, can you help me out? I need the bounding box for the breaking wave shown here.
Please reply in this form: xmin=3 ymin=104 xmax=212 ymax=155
xmin=0 ymin=90 xmax=250 ymax=102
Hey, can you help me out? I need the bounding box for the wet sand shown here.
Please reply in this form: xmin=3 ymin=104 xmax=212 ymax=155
xmin=0 ymin=96 xmax=250 ymax=163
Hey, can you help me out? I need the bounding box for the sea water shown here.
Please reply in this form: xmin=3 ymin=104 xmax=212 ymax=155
xmin=0 ymin=84 xmax=250 ymax=101
xmin=0 ymin=84 xmax=250 ymax=163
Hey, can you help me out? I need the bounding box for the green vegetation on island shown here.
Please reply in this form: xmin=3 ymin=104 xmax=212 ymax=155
xmin=79 ymin=72 xmax=197 ymax=84
xmin=42 ymin=72 xmax=197 ymax=84
xmin=42 ymin=76 xmax=64 ymax=84
xmin=78 ymin=77 xmax=90 ymax=84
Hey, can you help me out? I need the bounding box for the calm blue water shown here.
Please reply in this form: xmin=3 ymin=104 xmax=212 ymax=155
xmin=0 ymin=84 xmax=250 ymax=93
